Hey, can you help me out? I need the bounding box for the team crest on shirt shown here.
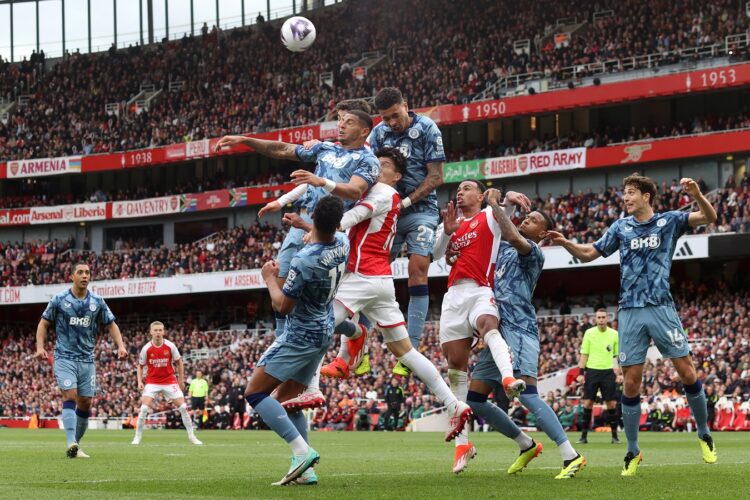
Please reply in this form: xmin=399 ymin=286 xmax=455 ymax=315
xmin=89 ymin=303 xmax=97 ymax=312
xmin=408 ymin=128 xmax=420 ymax=139
xmin=657 ymin=218 xmax=667 ymax=227
xmin=470 ymin=220 xmax=479 ymax=229
xmin=352 ymin=153 xmax=361 ymax=160
xmin=63 ymin=379 xmax=72 ymax=387
xmin=619 ymin=352 xmax=627 ymax=363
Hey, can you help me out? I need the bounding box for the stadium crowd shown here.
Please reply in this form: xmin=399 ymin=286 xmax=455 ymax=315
xmin=1 ymin=281 xmax=748 ymax=434
xmin=1 ymin=0 xmax=746 ymax=161
xmin=3 ymin=182 xmax=749 ymax=287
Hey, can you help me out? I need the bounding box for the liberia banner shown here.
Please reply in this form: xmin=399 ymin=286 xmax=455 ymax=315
xmin=443 ymin=147 xmax=586 ymax=183
xmin=111 ymin=196 xmax=181 ymax=219
xmin=29 ymin=203 xmax=107 ymax=225
xmin=6 ymin=156 xmax=82 ymax=178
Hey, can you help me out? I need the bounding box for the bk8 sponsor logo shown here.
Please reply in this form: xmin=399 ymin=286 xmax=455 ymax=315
xmin=630 ymin=235 xmax=661 ymax=250
xmin=69 ymin=316 xmax=92 ymax=327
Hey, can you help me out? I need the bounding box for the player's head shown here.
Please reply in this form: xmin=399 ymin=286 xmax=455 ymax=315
xmin=335 ymin=99 xmax=372 ymax=123
xmin=338 ymin=110 xmax=373 ymax=147
xmin=623 ymin=173 xmax=657 ymax=214
xmin=313 ymin=195 xmax=345 ymax=236
xmin=455 ymin=179 xmax=486 ymax=210
xmin=518 ymin=210 xmax=554 ymax=243
xmin=374 ymin=87 xmax=410 ymax=134
xmin=595 ymin=308 xmax=609 ymax=328
xmin=375 ymin=147 xmax=407 ymax=187
xmin=70 ymin=262 xmax=91 ymax=289
xmin=149 ymin=321 xmax=165 ymax=343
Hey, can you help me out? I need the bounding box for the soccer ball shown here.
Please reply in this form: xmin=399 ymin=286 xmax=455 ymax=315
xmin=280 ymin=16 xmax=316 ymax=52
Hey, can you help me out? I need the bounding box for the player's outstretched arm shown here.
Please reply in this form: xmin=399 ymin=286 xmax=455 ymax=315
xmin=106 ymin=322 xmax=128 ymax=358
xmin=215 ymin=135 xmax=299 ymax=161
xmin=290 ymin=170 xmax=369 ymax=200
xmin=681 ymin=177 xmax=717 ymax=228
xmin=486 ymin=189 xmax=533 ymax=255
xmin=547 ymin=231 xmax=601 ymax=262
xmin=259 ymin=184 xmax=309 ymax=218
xmin=34 ymin=319 xmax=51 ymax=359
xmin=401 ymin=161 xmax=443 ymax=209
xmin=282 ymin=213 xmax=313 ymax=233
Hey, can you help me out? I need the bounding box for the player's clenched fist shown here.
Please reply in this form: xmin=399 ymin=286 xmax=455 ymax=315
xmin=680 ymin=177 xmax=701 ymax=197
xmin=261 ymin=260 xmax=280 ymax=281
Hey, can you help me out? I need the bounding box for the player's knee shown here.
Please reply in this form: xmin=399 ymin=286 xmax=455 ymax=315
xmin=139 ymin=404 xmax=150 ymax=417
xmin=476 ymin=315 xmax=498 ymax=334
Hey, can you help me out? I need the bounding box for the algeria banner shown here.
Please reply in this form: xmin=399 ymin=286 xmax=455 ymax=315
xmin=444 ymin=147 xmax=586 ymax=183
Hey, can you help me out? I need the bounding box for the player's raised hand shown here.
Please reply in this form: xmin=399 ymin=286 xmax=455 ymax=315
xmin=261 ymin=260 xmax=280 ymax=281
xmin=442 ymin=201 xmax=462 ymax=235
xmin=214 ymin=135 xmax=247 ymax=151
xmin=680 ymin=177 xmax=700 ymax=197
xmin=302 ymin=139 xmax=321 ymax=149
xmin=545 ymin=230 xmax=568 ymax=245
xmin=258 ymin=201 xmax=281 ymax=218
xmin=484 ymin=188 xmax=502 ymax=206
xmin=290 ymin=169 xmax=323 ymax=187
xmin=116 ymin=346 xmax=127 ymax=359
xmin=505 ymin=191 xmax=532 ymax=212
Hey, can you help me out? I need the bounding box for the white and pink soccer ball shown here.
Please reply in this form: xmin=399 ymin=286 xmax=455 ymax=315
xmin=280 ymin=16 xmax=317 ymax=52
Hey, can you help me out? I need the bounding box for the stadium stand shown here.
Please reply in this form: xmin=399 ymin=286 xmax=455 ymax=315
xmin=1 ymin=0 xmax=747 ymax=161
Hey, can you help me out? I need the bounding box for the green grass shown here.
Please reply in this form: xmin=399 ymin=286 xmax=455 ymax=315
xmin=0 ymin=429 xmax=748 ymax=499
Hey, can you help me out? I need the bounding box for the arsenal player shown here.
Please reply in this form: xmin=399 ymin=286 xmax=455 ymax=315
xmin=432 ymin=180 xmax=528 ymax=473
xmin=131 ymin=321 xmax=202 ymax=445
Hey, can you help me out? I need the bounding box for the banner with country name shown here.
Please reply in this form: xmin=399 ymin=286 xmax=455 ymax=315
xmin=443 ymin=148 xmax=586 ymax=183
xmin=6 ymin=156 xmax=82 ymax=179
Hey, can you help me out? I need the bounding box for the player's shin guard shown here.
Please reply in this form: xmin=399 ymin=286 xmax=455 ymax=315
xmin=684 ymin=380 xmax=710 ymax=437
xmin=74 ymin=408 xmax=90 ymax=443
xmin=483 ymin=330 xmax=514 ymax=379
xmin=467 ymin=391 xmax=530 ymax=447
xmin=406 ymin=285 xmax=429 ymax=348
xmin=398 ymin=348 xmax=457 ymax=406
xmin=519 ymin=386 xmax=577 ymax=460
xmin=448 ymin=369 xmax=469 ymax=446
xmin=621 ymin=395 xmax=641 ymax=455
xmin=247 ymin=392 xmax=308 ymax=455
xmin=62 ymin=400 xmax=77 ymax=445
xmin=178 ymin=403 xmax=194 ymax=434
xmin=288 ymin=411 xmax=308 ymax=442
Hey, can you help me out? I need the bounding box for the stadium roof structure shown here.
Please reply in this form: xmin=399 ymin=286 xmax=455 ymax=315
xmin=0 ymin=0 xmax=326 ymax=62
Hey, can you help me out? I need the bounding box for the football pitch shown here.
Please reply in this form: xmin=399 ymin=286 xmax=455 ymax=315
xmin=1 ymin=429 xmax=748 ymax=499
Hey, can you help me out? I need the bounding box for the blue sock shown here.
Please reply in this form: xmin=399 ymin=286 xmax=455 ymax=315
xmin=274 ymin=313 xmax=287 ymax=338
xmin=62 ymin=401 xmax=76 ymax=445
xmin=407 ymin=285 xmax=429 ymax=348
xmin=288 ymin=411 xmax=308 ymax=442
xmin=621 ymin=395 xmax=641 ymax=455
xmin=684 ymin=380 xmax=710 ymax=437
xmin=334 ymin=320 xmax=357 ymax=337
xmin=246 ymin=393 xmax=300 ymax=443
xmin=75 ymin=408 xmax=90 ymax=443
xmin=467 ymin=391 xmax=521 ymax=439
xmin=519 ymin=386 xmax=567 ymax=445
xmin=358 ymin=313 xmax=372 ymax=331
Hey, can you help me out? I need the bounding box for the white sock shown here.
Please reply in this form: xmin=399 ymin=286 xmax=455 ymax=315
xmin=136 ymin=404 xmax=149 ymax=436
xmin=448 ymin=369 xmax=469 ymax=446
xmin=559 ymin=440 xmax=578 ymax=461
xmin=178 ymin=403 xmax=194 ymax=435
xmin=304 ymin=362 xmax=322 ymax=393
xmin=290 ymin=435 xmax=310 ymax=455
xmin=338 ymin=336 xmax=351 ymax=363
xmin=484 ymin=330 xmax=514 ymax=379
xmin=514 ymin=431 xmax=534 ymax=450
xmin=398 ymin=349 xmax=458 ymax=406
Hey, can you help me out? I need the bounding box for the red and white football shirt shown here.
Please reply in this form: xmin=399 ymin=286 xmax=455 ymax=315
xmin=139 ymin=339 xmax=181 ymax=385
xmin=346 ymin=183 xmax=401 ymax=277
xmin=446 ymin=207 xmax=502 ymax=288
